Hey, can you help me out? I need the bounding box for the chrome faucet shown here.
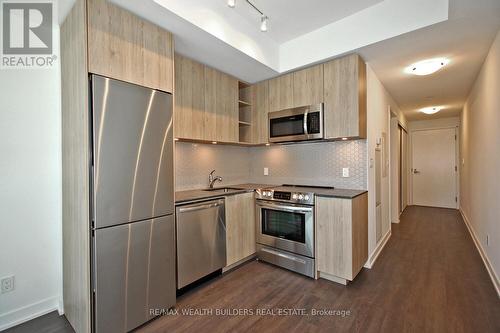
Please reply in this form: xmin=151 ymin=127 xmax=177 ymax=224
xmin=208 ymin=170 xmax=223 ymax=189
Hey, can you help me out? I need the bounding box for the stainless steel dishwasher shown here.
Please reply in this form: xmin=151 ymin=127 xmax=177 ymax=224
xmin=176 ymin=198 xmax=226 ymax=289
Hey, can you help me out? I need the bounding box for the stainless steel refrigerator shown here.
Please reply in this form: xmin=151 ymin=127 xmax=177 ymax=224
xmin=90 ymin=75 xmax=175 ymax=333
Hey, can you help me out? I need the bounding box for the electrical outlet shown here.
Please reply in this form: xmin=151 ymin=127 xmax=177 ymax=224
xmin=1 ymin=276 xmax=14 ymax=294
xmin=264 ymin=167 xmax=269 ymax=176
xmin=342 ymin=168 xmax=350 ymax=178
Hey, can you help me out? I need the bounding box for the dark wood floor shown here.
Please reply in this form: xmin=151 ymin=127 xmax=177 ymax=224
xmin=6 ymin=206 xmax=500 ymax=333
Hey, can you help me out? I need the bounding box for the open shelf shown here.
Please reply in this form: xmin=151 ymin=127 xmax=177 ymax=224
xmin=238 ymin=81 xmax=253 ymax=143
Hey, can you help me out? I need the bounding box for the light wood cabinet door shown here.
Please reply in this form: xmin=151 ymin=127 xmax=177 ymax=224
xmin=216 ymin=72 xmax=239 ymax=143
xmin=204 ymin=67 xmax=218 ymax=141
xmin=293 ymin=64 xmax=324 ymax=107
xmin=87 ymin=0 xmax=173 ymax=93
xmin=315 ymin=194 xmax=368 ymax=281
xmin=174 ymin=54 xmax=205 ymax=140
xmin=225 ymin=192 xmax=256 ymax=266
xmin=252 ymin=81 xmax=269 ymax=144
xmin=268 ymin=73 xmax=294 ymax=112
xmin=323 ymin=54 xmax=366 ymax=139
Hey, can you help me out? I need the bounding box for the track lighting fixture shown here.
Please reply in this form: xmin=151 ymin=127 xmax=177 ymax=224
xmin=227 ymin=0 xmax=268 ymax=32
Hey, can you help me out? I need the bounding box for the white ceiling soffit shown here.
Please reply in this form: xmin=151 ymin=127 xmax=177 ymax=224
xmin=109 ymin=0 xmax=280 ymax=82
xmin=279 ymin=0 xmax=449 ymax=71
xmin=231 ymin=0 xmax=384 ymax=44
xmin=110 ymin=0 xmax=448 ymax=81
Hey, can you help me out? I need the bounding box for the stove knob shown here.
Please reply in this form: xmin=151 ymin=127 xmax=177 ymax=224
xmin=304 ymin=195 xmax=310 ymax=201
xmin=292 ymin=194 xmax=298 ymax=200
xmin=268 ymin=191 xmax=273 ymax=197
xmin=298 ymin=194 xmax=304 ymax=200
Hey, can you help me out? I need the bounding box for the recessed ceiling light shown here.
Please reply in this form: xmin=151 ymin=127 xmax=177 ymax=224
xmin=227 ymin=0 xmax=236 ymax=8
xmin=341 ymin=137 xmax=348 ymax=141
xmin=265 ymin=143 xmax=270 ymax=146
xmin=419 ymin=106 xmax=443 ymax=114
xmin=405 ymin=58 xmax=449 ymax=76
xmin=212 ymin=141 xmax=218 ymax=144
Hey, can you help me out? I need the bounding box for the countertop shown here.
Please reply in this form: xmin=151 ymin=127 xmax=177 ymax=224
xmin=175 ymin=183 xmax=367 ymax=204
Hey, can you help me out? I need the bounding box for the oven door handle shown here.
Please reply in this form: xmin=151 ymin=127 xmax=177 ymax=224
xmin=257 ymin=202 xmax=313 ymax=214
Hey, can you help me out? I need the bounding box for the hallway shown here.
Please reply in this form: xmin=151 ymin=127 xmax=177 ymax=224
xmin=5 ymin=206 xmax=500 ymax=333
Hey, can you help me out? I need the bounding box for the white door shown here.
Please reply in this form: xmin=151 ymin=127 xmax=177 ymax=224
xmin=411 ymin=128 xmax=457 ymax=208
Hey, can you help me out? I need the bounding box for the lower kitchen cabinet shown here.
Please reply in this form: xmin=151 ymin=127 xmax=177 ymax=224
xmin=225 ymin=192 xmax=256 ymax=266
xmin=315 ymin=193 xmax=368 ymax=283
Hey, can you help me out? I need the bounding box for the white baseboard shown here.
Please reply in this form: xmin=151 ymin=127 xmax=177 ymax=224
xmin=459 ymin=208 xmax=500 ymax=298
xmin=0 ymin=295 xmax=62 ymax=331
xmin=364 ymin=229 xmax=391 ymax=269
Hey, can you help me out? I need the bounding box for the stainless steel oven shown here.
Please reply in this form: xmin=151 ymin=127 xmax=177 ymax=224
xmin=256 ymin=200 xmax=314 ymax=257
xmin=268 ymin=103 xmax=323 ymax=143
xmin=255 ymin=186 xmax=316 ymax=277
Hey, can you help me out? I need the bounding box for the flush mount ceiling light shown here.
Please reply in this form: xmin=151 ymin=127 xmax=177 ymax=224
xmin=405 ymin=58 xmax=449 ymax=76
xmin=228 ymin=0 xmax=269 ymax=32
xmin=419 ymin=106 xmax=443 ymax=114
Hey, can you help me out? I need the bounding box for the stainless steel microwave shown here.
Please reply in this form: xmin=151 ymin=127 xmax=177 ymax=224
xmin=268 ymin=103 xmax=324 ymax=143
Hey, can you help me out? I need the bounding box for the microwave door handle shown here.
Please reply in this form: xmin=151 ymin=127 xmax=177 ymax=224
xmin=303 ymin=111 xmax=309 ymax=136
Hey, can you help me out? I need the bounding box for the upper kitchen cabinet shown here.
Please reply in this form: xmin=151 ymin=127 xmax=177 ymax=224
xmin=87 ymin=0 xmax=174 ymax=93
xmin=251 ymin=81 xmax=269 ymax=144
xmin=174 ymin=54 xmax=205 ymax=140
xmin=215 ymin=71 xmax=239 ymax=143
xmin=323 ymin=54 xmax=367 ymax=139
xmin=293 ymin=64 xmax=324 ymax=107
xmin=175 ymin=55 xmax=239 ymax=143
xmin=268 ymin=73 xmax=294 ymax=112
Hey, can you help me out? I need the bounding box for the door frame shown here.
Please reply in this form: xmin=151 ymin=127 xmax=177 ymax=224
xmin=409 ymin=126 xmax=460 ymax=209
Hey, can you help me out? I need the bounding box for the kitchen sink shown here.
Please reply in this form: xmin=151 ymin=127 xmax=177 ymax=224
xmin=202 ymin=187 xmax=241 ymax=193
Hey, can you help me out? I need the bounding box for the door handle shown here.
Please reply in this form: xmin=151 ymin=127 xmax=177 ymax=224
xmin=178 ymin=202 xmax=222 ymax=213
xmin=413 ymin=169 xmax=420 ymax=174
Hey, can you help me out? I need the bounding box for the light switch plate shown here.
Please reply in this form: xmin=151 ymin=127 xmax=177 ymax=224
xmin=342 ymin=168 xmax=350 ymax=177
xmin=264 ymin=167 xmax=269 ymax=176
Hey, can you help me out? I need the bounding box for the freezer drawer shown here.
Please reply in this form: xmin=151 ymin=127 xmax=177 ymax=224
xmin=176 ymin=199 xmax=226 ymax=289
xmin=91 ymin=75 xmax=174 ymax=228
xmin=93 ymin=215 xmax=175 ymax=333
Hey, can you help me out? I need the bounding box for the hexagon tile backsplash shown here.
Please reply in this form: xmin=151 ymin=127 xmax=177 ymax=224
xmin=249 ymin=140 xmax=367 ymax=190
xmin=175 ymin=140 xmax=367 ymax=191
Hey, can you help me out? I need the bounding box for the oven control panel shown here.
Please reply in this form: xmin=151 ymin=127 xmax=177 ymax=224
xmin=257 ymin=189 xmax=314 ymax=205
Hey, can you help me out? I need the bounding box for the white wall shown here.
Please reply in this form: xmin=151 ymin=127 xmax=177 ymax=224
xmin=366 ymin=64 xmax=406 ymax=265
xmin=460 ymin=30 xmax=500 ymax=294
xmin=0 ymin=29 xmax=63 ymax=331
xmin=408 ymin=117 xmax=460 ymax=131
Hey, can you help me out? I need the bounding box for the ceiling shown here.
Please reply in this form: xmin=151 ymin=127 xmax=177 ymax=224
xmin=358 ymin=0 xmax=500 ymax=120
xmin=59 ymin=0 xmax=500 ymax=121
xmin=231 ymin=0 xmax=383 ymax=43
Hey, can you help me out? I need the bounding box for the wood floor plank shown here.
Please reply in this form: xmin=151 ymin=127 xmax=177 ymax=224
xmin=6 ymin=206 xmax=500 ymax=333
